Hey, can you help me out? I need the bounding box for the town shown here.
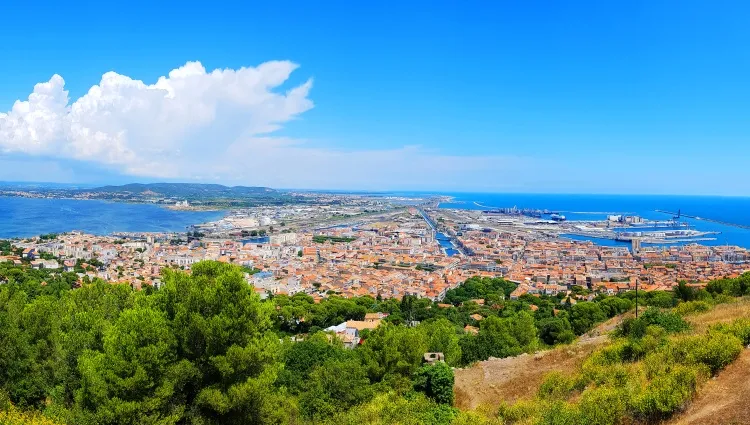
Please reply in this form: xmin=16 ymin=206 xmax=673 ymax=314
xmin=3 ymin=201 xmax=748 ymax=304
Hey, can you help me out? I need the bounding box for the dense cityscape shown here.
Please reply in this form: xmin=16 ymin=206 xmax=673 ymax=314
xmin=5 ymin=194 xmax=748 ymax=300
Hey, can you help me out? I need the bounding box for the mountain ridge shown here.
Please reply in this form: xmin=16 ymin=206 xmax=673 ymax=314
xmin=89 ymin=182 xmax=277 ymax=197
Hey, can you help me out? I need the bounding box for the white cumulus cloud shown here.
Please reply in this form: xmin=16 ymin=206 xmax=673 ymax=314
xmin=0 ymin=61 xmax=313 ymax=178
xmin=0 ymin=60 xmax=535 ymax=191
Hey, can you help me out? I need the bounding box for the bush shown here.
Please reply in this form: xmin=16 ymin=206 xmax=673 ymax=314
xmin=0 ymin=408 xmax=61 ymax=425
xmin=724 ymin=318 xmax=750 ymax=345
xmin=587 ymin=342 xmax=629 ymax=366
xmin=537 ymin=317 xmax=574 ymax=346
xmin=578 ymin=386 xmax=627 ymax=425
xmin=712 ymin=293 xmax=736 ymax=305
xmin=569 ymin=302 xmax=606 ymax=335
xmin=632 ymin=365 xmax=705 ymax=420
xmin=538 ymin=400 xmax=581 ymax=425
xmin=642 ymin=308 xmax=690 ymax=333
xmin=644 ymin=291 xmax=676 ymax=308
xmin=412 ymin=362 xmax=455 ymax=405
xmin=495 ymin=399 xmax=539 ymax=423
xmin=673 ymin=300 xmax=711 ymax=316
xmin=580 ymin=360 xmax=632 ymax=388
xmin=323 ymin=392 xmax=458 ymax=425
xmin=675 ymin=332 xmax=743 ymax=374
xmin=598 ymin=297 xmax=634 ymax=318
xmin=538 ymin=372 xmax=577 ymax=401
xmin=451 ymin=411 xmax=502 ymax=425
xmin=616 ymin=317 xmax=648 ymax=339
xmin=616 ymin=308 xmax=688 ymax=339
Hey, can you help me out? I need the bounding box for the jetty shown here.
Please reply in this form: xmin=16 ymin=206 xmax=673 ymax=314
xmin=655 ymin=210 xmax=750 ymax=230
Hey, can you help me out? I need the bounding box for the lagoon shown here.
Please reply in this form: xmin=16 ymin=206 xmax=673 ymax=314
xmin=0 ymin=197 xmax=225 ymax=238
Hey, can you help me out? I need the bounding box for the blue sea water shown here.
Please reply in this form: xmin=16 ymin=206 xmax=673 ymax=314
xmin=0 ymin=197 xmax=225 ymax=238
xmin=432 ymin=193 xmax=750 ymax=249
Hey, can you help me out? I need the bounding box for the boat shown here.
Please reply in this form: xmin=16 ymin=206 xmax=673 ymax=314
xmin=550 ymin=214 xmax=566 ymax=222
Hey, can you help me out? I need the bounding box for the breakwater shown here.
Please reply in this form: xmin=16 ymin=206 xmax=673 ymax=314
xmin=655 ymin=210 xmax=750 ymax=230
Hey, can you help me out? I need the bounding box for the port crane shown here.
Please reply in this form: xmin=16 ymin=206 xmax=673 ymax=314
xmin=671 ymin=209 xmax=681 ymax=227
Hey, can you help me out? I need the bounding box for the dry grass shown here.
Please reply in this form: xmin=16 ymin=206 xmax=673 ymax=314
xmin=666 ymin=349 xmax=750 ymax=425
xmin=453 ymin=315 xmax=623 ymax=410
xmin=454 ymin=302 xmax=750 ymax=423
xmin=686 ymin=297 xmax=750 ymax=332
xmin=664 ymin=297 xmax=750 ymax=425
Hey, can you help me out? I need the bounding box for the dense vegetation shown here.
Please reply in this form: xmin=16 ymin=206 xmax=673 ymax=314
xmin=312 ymin=235 xmax=357 ymax=244
xmin=0 ymin=260 xmax=470 ymax=424
xmin=2 ymin=254 xmax=749 ymax=424
xmin=468 ymin=276 xmax=750 ymax=425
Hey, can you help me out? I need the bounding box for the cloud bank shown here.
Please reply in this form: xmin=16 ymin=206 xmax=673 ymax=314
xmin=0 ymin=61 xmax=528 ymax=190
xmin=0 ymin=61 xmax=314 ymax=179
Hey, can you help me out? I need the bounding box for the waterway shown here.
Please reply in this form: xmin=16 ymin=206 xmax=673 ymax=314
xmin=436 ymin=234 xmax=460 ymax=256
xmin=416 ymin=208 xmax=460 ymax=256
xmin=241 ymin=236 xmax=270 ymax=244
xmin=0 ymin=197 xmax=225 ymax=238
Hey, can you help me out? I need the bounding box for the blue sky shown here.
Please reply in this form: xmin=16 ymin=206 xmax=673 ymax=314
xmin=0 ymin=1 xmax=748 ymax=194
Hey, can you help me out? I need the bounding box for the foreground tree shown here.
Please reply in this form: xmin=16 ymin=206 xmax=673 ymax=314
xmin=413 ymin=362 xmax=455 ymax=405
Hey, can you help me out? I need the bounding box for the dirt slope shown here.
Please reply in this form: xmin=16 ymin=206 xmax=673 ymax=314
xmin=454 ymin=315 xmax=622 ymax=410
xmin=454 ymin=300 xmax=750 ymax=418
xmin=667 ymin=349 xmax=750 ymax=425
xmin=667 ymin=299 xmax=750 ymax=425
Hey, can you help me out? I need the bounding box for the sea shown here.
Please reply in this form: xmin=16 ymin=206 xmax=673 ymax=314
xmin=433 ymin=193 xmax=750 ymax=249
xmin=0 ymin=197 xmax=225 ymax=239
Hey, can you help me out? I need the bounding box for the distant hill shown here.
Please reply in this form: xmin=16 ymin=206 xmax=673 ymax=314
xmin=88 ymin=183 xmax=277 ymax=198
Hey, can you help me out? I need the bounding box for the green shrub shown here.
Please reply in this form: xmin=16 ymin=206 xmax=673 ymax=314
xmin=538 ymin=400 xmax=581 ymax=425
xmin=538 ymin=372 xmax=576 ymax=401
xmin=587 ymin=342 xmax=628 ymax=366
xmin=412 ymin=362 xmax=455 ymax=405
xmin=640 ymin=325 xmax=668 ymax=350
xmin=712 ymin=318 xmax=750 ymax=346
xmin=616 ymin=309 xmax=689 ymax=339
xmin=451 ymin=411 xmax=502 ymax=425
xmin=671 ymin=332 xmax=743 ymax=374
xmin=616 ymin=317 xmax=648 ymax=339
xmin=632 ymin=365 xmax=704 ymax=420
xmin=578 ymin=386 xmax=627 ymax=425
xmin=712 ymin=293 xmax=736 ymax=305
xmin=495 ymin=399 xmax=539 ymax=423
xmin=673 ymin=300 xmax=711 ymax=316
xmin=580 ymin=360 xmax=631 ymax=388
xmin=642 ymin=350 xmax=676 ymax=380
xmin=640 ymin=308 xmax=690 ymax=333
xmin=644 ymin=291 xmax=676 ymax=308
xmin=324 ymin=392 xmax=459 ymax=425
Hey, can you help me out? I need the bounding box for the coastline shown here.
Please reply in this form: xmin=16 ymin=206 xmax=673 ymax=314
xmin=164 ymin=205 xmax=225 ymax=212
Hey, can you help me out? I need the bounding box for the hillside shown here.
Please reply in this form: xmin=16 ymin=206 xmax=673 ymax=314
xmin=666 ymin=299 xmax=750 ymax=425
xmin=89 ymin=182 xmax=276 ymax=198
xmin=454 ymin=314 xmax=625 ymax=410
xmin=455 ymin=297 xmax=750 ymax=424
